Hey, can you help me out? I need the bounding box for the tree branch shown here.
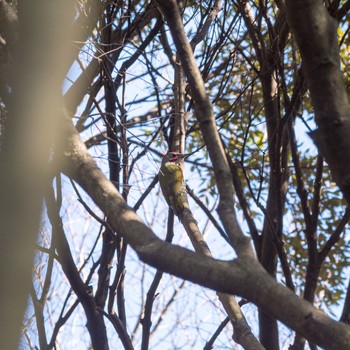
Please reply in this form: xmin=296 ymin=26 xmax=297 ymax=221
xmin=60 ymin=115 xmax=350 ymax=350
xmin=284 ymin=0 xmax=350 ymax=203
xmin=155 ymin=0 xmax=253 ymax=257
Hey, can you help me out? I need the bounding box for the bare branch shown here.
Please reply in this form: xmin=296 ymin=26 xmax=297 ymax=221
xmin=60 ymin=115 xmax=350 ymax=349
xmin=155 ymin=0 xmax=253 ymax=257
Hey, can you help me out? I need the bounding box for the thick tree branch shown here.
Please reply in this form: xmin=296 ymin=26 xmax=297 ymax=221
xmin=155 ymin=0 xmax=253 ymax=257
xmin=0 ymin=2 xmax=75 ymax=348
xmin=284 ymin=0 xmax=350 ymax=203
xmin=60 ymin=116 xmax=350 ymax=349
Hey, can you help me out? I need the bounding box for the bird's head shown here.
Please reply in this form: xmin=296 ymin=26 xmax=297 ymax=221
xmin=162 ymin=151 xmax=184 ymax=165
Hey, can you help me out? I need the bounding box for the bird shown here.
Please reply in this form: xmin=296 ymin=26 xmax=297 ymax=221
xmin=158 ymin=151 xmax=189 ymax=218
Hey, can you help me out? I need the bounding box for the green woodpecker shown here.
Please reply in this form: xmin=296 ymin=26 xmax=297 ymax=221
xmin=158 ymin=152 xmax=189 ymax=217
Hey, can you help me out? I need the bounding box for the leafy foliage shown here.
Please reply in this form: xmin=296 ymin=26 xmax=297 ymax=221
xmin=1 ymin=0 xmax=350 ymax=349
